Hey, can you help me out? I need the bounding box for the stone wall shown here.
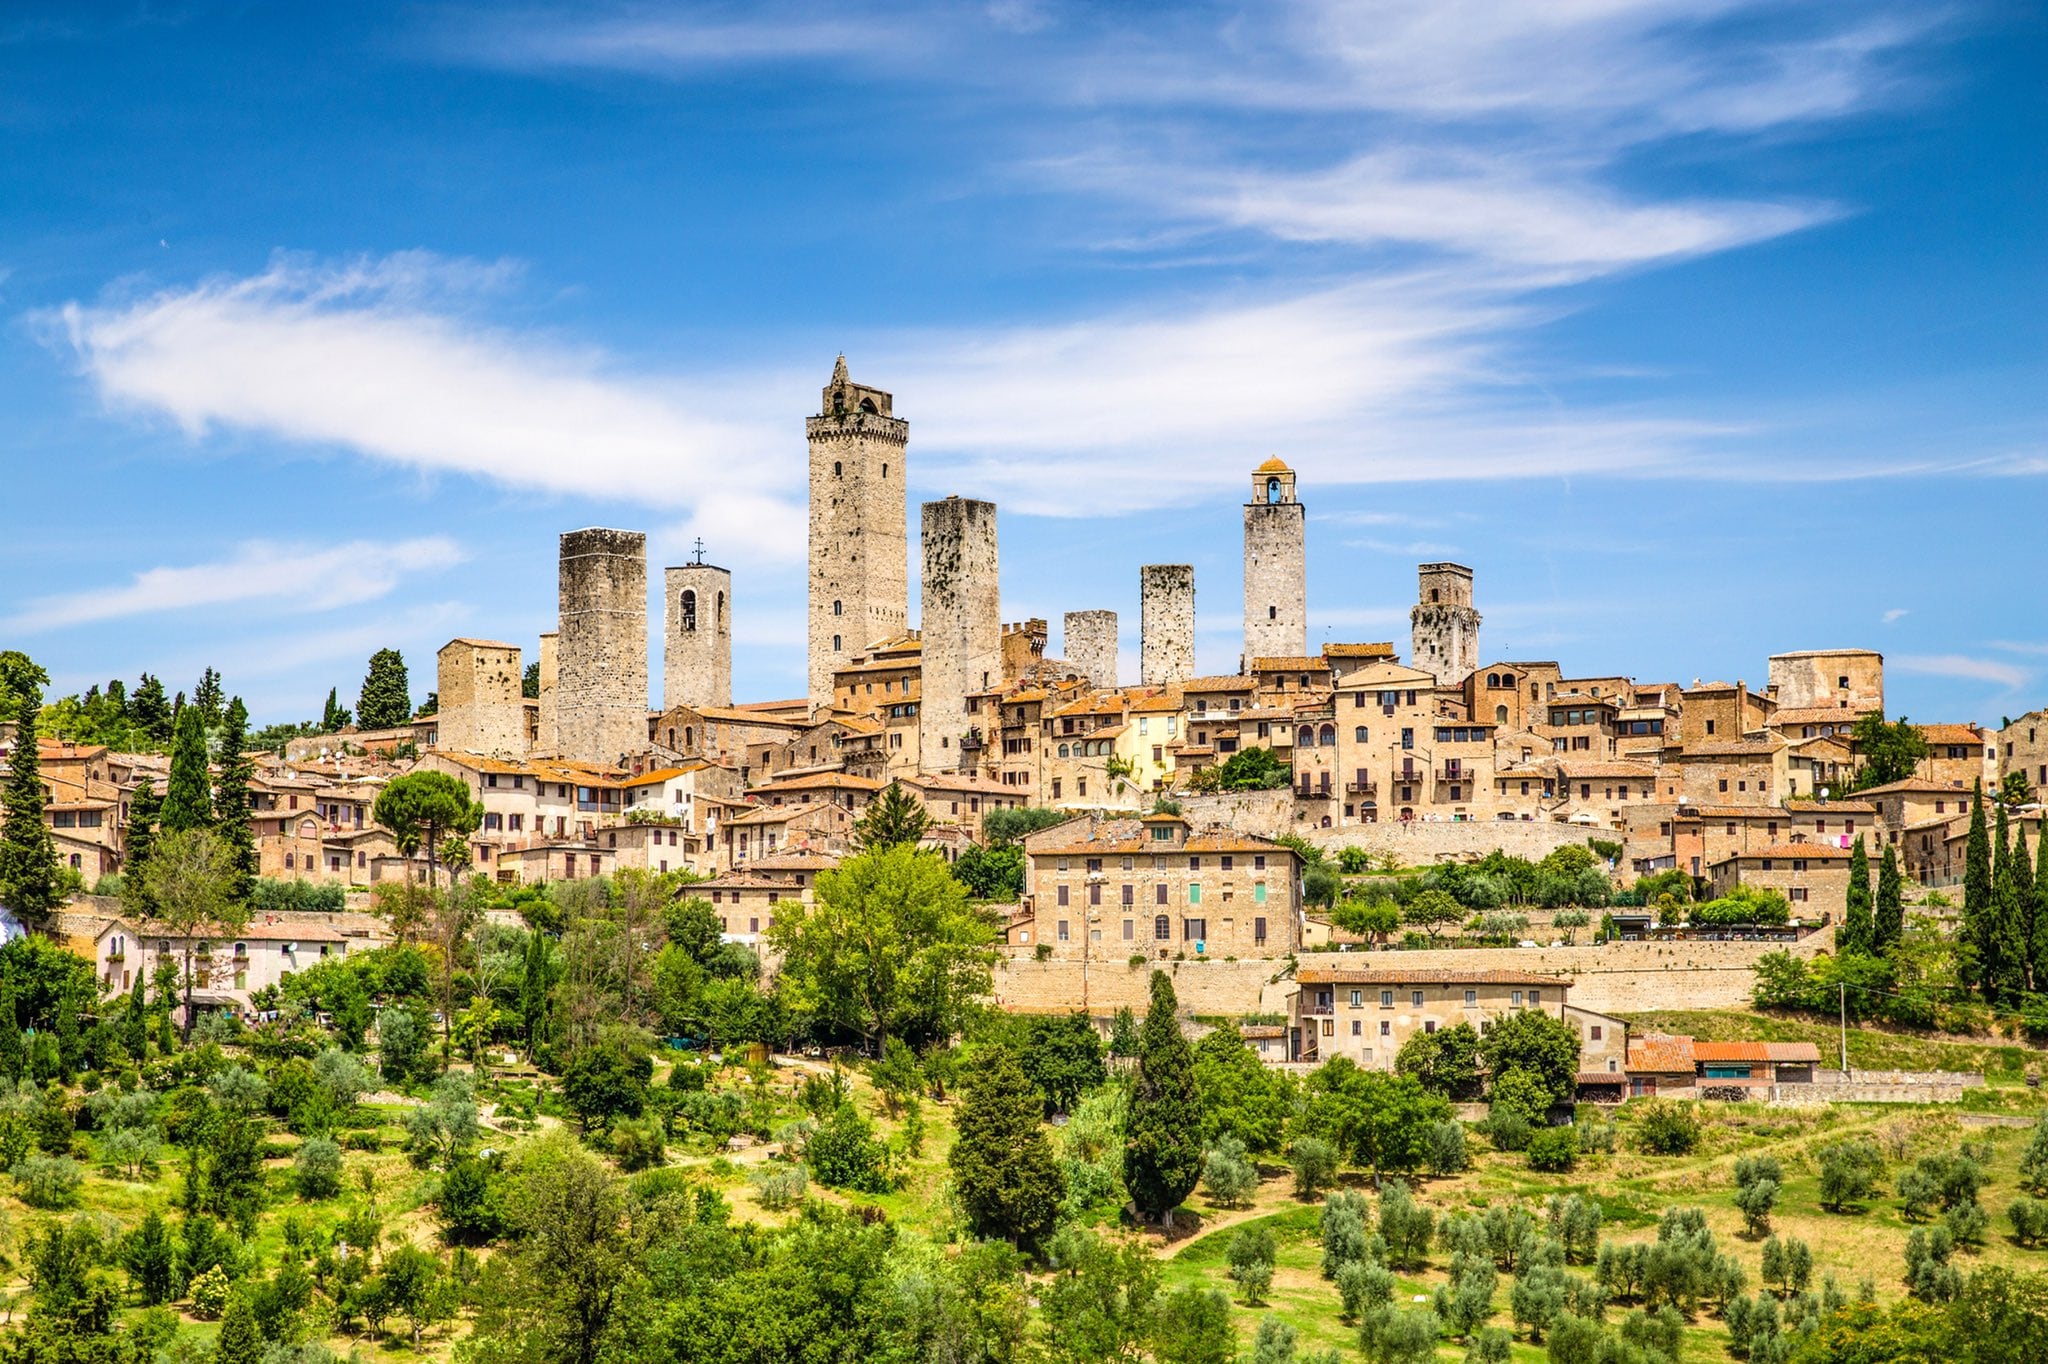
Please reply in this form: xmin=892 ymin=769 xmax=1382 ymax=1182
xmin=663 ymin=563 xmax=733 ymax=711
xmin=434 ymin=639 xmax=525 ymax=757
xmin=1064 ymin=610 xmax=1119 ymax=689
xmin=807 ymin=360 xmax=910 ymax=705
xmin=556 ymin=529 xmax=649 ymax=766
xmin=1176 ymin=789 xmax=1298 ymax=837
xmin=1300 ymin=817 xmax=1591 ymax=864
xmin=919 ymin=496 xmax=1001 ymax=772
xmin=1242 ymin=500 xmax=1306 ymax=663
xmin=1140 ymin=564 xmax=1195 ymax=687
xmin=994 ymin=955 xmax=1296 ymax=1018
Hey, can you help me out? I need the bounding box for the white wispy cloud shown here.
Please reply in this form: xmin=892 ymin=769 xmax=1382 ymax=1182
xmin=2 ymin=537 xmax=466 ymax=633
xmin=1882 ymin=608 xmax=1910 ymax=624
xmin=1893 ymin=653 xmax=2029 ymax=691
xmin=42 ymin=253 xmax=806 ymax=561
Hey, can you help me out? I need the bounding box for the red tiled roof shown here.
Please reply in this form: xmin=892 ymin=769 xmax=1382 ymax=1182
xmin=1692 ymin=1040 xmax=1821 ymax=1063
xmin=1627 ymin=1035 xmax=1696 ymax=1071
xmin=1295 ymin=966 xmax=1566 ymax=988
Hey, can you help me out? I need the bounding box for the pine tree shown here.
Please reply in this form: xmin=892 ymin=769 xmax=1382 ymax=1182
xmin=1875 ymin=844 xmax=1905 ymax=955
xmin=130 ymin=673 xmax=173 ymax=745
xmin=159 ymin=706 xmax=214 ymax=833
xmin=1962 ymin=783 xmax=1993 ymax=999
xmin=0 ymin=974 xmax=24 ymax=1083
xmin=1125 ymin=970 xmax=1203 ymax=1226
xmin=212 ymin=698 xmax=256 ymax=904
xmin=214 ymin=1289 xmax=263 ymax=1364
xmin=852 ymin=781 xmax=932 ymax=851
xmin=0 ymin=681 xmax=66 ymax=919
xmin=190 ymin=667 xmax=225 ymax=728
xmin=356 ymin=648 xmax=412 ymax=730
xmin=949 ymin=1041 xmax=1067 ymax=1247
xmin=1841 ymin=835 xmax=1873 ymax=957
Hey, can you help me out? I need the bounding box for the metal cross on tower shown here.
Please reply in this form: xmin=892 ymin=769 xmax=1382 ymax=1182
xmin=691 ymin=537 xmax=706 ymax=565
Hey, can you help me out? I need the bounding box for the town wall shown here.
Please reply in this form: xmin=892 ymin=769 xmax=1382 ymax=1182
xmin=994 ymin=956 xmax=1297 ymax=1018
xmin=918 ymin=496 xmax=1001 ymax=772
xmin=1140 ymin=564 xmax=1195 ymax=686
xmin=1064 ymin=610 xmax=1119 ymax=689
xmin=556 ymin=528 xmax=649 ymax=766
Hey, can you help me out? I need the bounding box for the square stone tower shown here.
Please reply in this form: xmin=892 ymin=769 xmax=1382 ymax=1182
xmin=663 ymin=554 xmax=733 ymax=711
xmin=919 ymin=495 xmax=1001 ymax=773
xmin=1243 ymin=457 xmax=1306 ymax=666
xmin=535 ymin=630 xmax=558 ymax=756
xmin=435 ymin=639 xmax=526 ymax=756
xmin=808 ymin=355 xmax=909 ymax=707
xmin=1141 ymin=564 xmax=1196 ymax=686
xmin=557 ymin=528 xmax=649 ymax=766
xmin=1410 ymin=562 xmax=1480 ymax=686
xmin=1063 ymin=609 xmax=1119 ymax=688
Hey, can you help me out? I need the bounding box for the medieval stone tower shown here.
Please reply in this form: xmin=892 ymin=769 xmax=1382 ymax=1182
xmin=1141 ymin=564 xmax=1195 ymax=687
xmin=1410 ymin=562 xmax=1480 ymax=686
xmin=919 ymin=496 xmax=1001 ymax=773
xmin=1063 ymin=610 xmax=1118 ymax=688
xmin=1242 ymin=457 xmax=1306 ymax=666
xmin=807 ymin=355 xmax=909 ymax=707
xmin=435 ymin=639 xmax=526 ymax=756
xmin=535 ymin=631 xmax=558 ymax=756
xmin=556 ymin=528 xmax=649 ymax=765
xmin=663 ymin=552 xmax=733 ymax=711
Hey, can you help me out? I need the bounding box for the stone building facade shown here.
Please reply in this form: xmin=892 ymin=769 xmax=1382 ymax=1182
xmin=1410 ymin=562 xmax=1480 ymax=686
xmin=1242 ymin=458 xmax=1307 ymax=666
xmin=1140 ymin=564 xmax=1196 ymax=687
xmin=434 ymin=639 xmax=526 ymax=757
xmin=663 ymin=561 xmax=733 ymax=711
xmin=918 ymin=496 xmax=1002 ymax=774
xmin=1767 ymin=648 xmax=1884 ymax=714
xmin=807 ymin=356 xmax=909 ymax=706
xmin=1292 ymin=966 xmax=1569 ymax=1068
xmin=1064 ymin=610 xmax=1119 ymax=689
xmin=555 ymin=528 xmax=649 ymax=766
xmin=2000 ymin=709 xmax=2048 ymax=803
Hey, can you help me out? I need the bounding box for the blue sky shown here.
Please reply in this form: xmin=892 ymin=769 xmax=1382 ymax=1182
xmin=1 ymin=1 xmax=2043 ymax=726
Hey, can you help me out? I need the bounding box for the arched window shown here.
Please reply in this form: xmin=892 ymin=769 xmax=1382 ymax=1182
xmin=666 ymin=728 xmax=675 ymax=747
xmin=685 ymin=726 xmax=694 ymax=747
xmin=833 ymin=599 xmax=843 ymax=617
xmin=1154 ymin=914 xmax=1170 ymax=940
xmin=1296 ymin=725 xmax=1314 ymax=747
xmin=1319 ymin=724 xmax=1336 ymax=746
xmin=860 ymin=397 xmax=878 ymax=414
xmin=1495 ymin=704 xmax=1509 ymax=725
xmin=1058 ymin=744 xmax=1069 ymax=758
xmin=1354 ymin=726 xmax=1367 ymax=741
xmin=833 ymin=460 xmax=842 ymax=476
xmin=1266 ymin=476 xmax=1281 ymax=504
xmin=1486 ymin=672 xmax=1498 ymax=688
xmin=716 ymin=591 xmax=725 ymax=630
xmin=833 ymin=634 xmax=842 ymax=651
xmin=680 ymin=589 xmax=697 ymax=632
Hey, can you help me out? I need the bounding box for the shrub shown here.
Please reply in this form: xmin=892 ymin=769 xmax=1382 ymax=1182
xmin=293 ymin=1137 xmax=344 ymax=1200
xmin=2007 ymin=1195 xmax=2048 ymax=1246
xmin=1733 ymin=1177 xmax=1779 ymax=1237
xmin=1228 ymin=1225 xmax=1276 ymax=1304
xmin=1526 ymin=1126 xmax=1578 ymax=1172
xmin=1817 ymin=1138 xmax=1885 ymax=1212
xmin=1483 ymin=1110 xmax=1531 ymax=1153
xmin=1337 ymin=1258 xmax=1394 ymax=1321
xmin=1290 ymin=1137 xmax=1340 ymax=1199
xmin=1322 ymin=1190 xmax=1375 ymax=1278
xmin=12 ymin=1154 xmax=83 ymax=1209
xmin=612 ymin=1115 xmax=667 ymax=1172
xmin=1425 ymin=1120 xmax=1468 ymax=1176
xmin=188 ymin=1265 xmax=232 ymax=1319
xmin=1635 ymin=1100 xmax=1700 ymax=1155
xmin=753 ymin=1162 xmax=808 ymax=1212
xmin=805 ymin=1104 xmax=890 ymax=1193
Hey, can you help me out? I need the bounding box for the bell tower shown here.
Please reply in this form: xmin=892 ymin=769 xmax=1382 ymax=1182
xmin=1242 ymin=456 xmax=1306 ymax=667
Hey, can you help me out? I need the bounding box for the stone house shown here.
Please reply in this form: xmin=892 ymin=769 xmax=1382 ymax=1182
xmin=1329 ymin=660 xmax=1439 ymax=824
xmin=1676 ymin=681 xmax=1775 ymax=748
xmin=1019 ymin=813 xmax=1301 ymax=963
xmin=1673 ymin=739 xmax=1786 ymax=807
xmin=720 ymin=799 xmax=854 ymax=869
xmin=1914 ymin=723 xmax=1992 ymax=791
xmin=1288 ymin=966 xmax=1569 ymax=1069
xmin=1999 ymin=710 xmax=2048 ymax=803
xmin=493 ymin=841 xmax=615 ymax=884
xmin=1705 ymin=842 xmax=1851 ymax=918
xmin=92 ymin=916 xmax=360 ymax=1015
xmin=900 ymin=771 xmax=1027 ymax=842
xmin=1538 ymin=692 xmax=1620 ymax=758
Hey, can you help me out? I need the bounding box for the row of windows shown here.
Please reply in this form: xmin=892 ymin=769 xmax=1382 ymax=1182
xmin=1053 ymin=916 xmax=1264 ymax=944
xmin=1432 ymin=726 xmax=1488 ymax=743
xmin=1548 ymin=708 xmax=1609 ymax=727
xmin=1056 ymin=882 xmax=1268 ymax=907
xmin=1056 ymin=854 xmax=1268 ymax=872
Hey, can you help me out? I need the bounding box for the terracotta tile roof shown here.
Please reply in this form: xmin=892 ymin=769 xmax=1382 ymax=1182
xmin=1680 ymin=741 xmax=1783 ymax=758
xmin=1239 ymin=1025 xmax=1287 ymax=1039
xmin=903 ymin=772 xmax=1012 ymax=794
xmin=726 ymin=800 xmax=845 ymax=826
xmin=692 ymin=706 xmax=812 ymax=726
xmin=1558 ymin=760 xmax=1657 ymax=779
xmin=1627 ymin=1036 xmax=1696 ymax=1071
xmin=1691 ymin=1040 xmax=1822 ymax=1063
xmin=628 ymin=763 xmax=712 ymax=784
xmin=745 ymin=851 xmax=842 ymax=871
xmin=1252 ymin=656 xmax=1334 ymax=672
xmin=1323 ymin=642 xmax=1398 ymax=659
xmin=754 ymin=771 xmax=883 ymax=792
xmin=1295 ymin=966 xmax=1567 ymax=988
xmin=1916 ymin=723 xmax=1984 ymax=745
xmin=1853 ymin=778 xmax=1971 ymax=796
xmin=1715 ymin=842 xmax=1852 ymax=862
xmin=1786 ymin=798 xmax=1877 ymax=813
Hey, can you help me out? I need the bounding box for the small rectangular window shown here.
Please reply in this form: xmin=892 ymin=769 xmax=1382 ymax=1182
xmin=1464 ymin=989 xmax=1477 ymax=1006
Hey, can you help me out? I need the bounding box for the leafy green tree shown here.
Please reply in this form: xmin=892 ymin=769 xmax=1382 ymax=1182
xmin=560 ymin=1028 xmax=652 ymax=1131
xmin=1303 ymin=1059 xmax=1451 ymax=1177
xmin=357 ymin=648 xmax=413 ymax=730
xmin=0 ymin=676 xmax=65 ymax=920
xmin=853 ymin=781 xmax=932 ymax=850
xmin=1852 ymin=712 xmax=1931 ymax=789
xmin=1290 ymin=1137 xmax=1340 ymax=1199
xmin=372 ymin=771 xmax=483 ymax=888
xmin=1876 ymin=843 xmax=1906 ymax=955
xmin=953 ymin=842 xmax=1025 ymax=900
xmin=130 ymin=672 xmax=173 ymax=743
xmin=1396 ymin=1020 xmax=1483 ymax=1099
xmin=214 ymin=1290 xmax=263 ymax=1364
xmin=189 ymin=667 xmax=224 ymax=727
xmin=1841 ymin=835 xmax=1874 ymax=956
xmin=806 ymin=1102 xmax=890 ymax=1192
xmin=980 ymin=805 xmax=1072 ymax=845
xmin=0 ymin=652 xmax=51 ymax=723
xmin=1125 ymin=971 xmax=1203 ymax=1226
xmin=1818 ymin=1138 xmax=1885 ymax=1212
xmin=1038 ymin=1226 xmax=1161 ymax=1364
xmin=949 ymin=1041 xmax=1066 ymax=1248
xmin=1228 ymin=1225 xmax=1275 ymax=1304
xmin=122 ymin=1208 xmax=179 ymax=1305
xmin=1017 ymin=1012 xmax=1106 ymax=1115
xmin=1108 ymin=1006 xmax=1140 ymax=1057
xmin=160 ymin=705 xmax=215 ymax=832
xmin=1477 ymin=1008 xmax=1579 ymax=1110
xmin=768 ymin=843 xmax=997 ymax=1051
xmin=1210 ymin=745 xmax=1290 ymax=791
xmin=139 ymin=828 xmax=247 ymax=1039
xmin=1332 ymin=897 xmax=1401 ymax=942
xmin=1191 ymin=1025 xmax=1293 ymax=1152
xmin=1202 ymin=1133 xmax=1259 ymax=1208
xmin=1401 ymin=889 xmax=1464 ymax=940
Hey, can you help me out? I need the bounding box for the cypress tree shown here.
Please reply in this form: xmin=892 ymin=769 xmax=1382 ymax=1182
xmin=1841 ymin=835 xmax=1873 ymax=957
xmin=130 ymin=673 xmax=172 ymax=745
xmin=321 ymin=687 xmax=349 ymax=733
xmin=1875 ymin=844 xmax=1905 ymax=954
xmin=1125 ymin=970 xmax=1203 ymax=1226
xmin=852 ymin=781 xmax=932 ymax=851
xmin=0 ymin=684 xmax=65 ymax=920
xmin=1990 ymin=805 xmax=2025 ymax=1002
xmin=214 ymin=1290 xmax=263 ymax=1364
xmin=948 ymin=1041 xmax=1067 ymax=1248
xmin=1962 ymin=783 xmax=1993 ymax=999
xmin=2015 ymin=825 xmax=2038 ymax=993
xmin=213 ymin=698 xmax=256 ymax=904
xmin=125 ymin=970 xmax=149 ymax=1061
xmin=356 ymin=648 xmax=412 ymax=730
xmin=121 ymin=782 xmax=162 ymax=917
xmin=159 ymin=706 xmax=214 ymax=833
xmin=2034 ymin=830 xmax=2048 ymax=996
xmin=190 ymin=667 xmax=224 ymax=728
xmin=0 ymin=974 xmax=23 ymax=1083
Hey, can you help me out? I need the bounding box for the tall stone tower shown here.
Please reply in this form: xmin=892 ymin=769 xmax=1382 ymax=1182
xmin=1141 ymin=564 xmax=1195 ymax=687
xmin=1410 ymin=562 xmax=1480 ymax=686
xmin=1064 ymin=610 xmax=1118 ymax=689
xmin=1242 ymin=457 xmax=1306 ymax=666
xmin=535 ymin=631 xmax=558 ymax=756
xmin=663 ymin=548 xmax=732 ymax=711
xmin=557 ymin=528 xmax=649 ymax=765
xmin=919 ymin=496 xmax=1001 ymax=773
xmin=807 ymin=355 xmax=909 ymax=707
xmin=435 ymin=639 xmax=525 ymax=756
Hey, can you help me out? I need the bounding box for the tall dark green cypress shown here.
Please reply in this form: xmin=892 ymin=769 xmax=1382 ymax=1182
xmin=1962 ymin=782 xmax=1994 ymax=999
xmin=0 ymin=683 xmax=65 ymax=919
xmin=948 ymin=1041 xmax=1067 ymax=1248
xmin=1124 ymin=970 xmax=1203 ymax=1226
xmin=1875 ymin=843 xmax=1905 ymax=954
xmin=2034 ymin=829 xmax=2048 ymax=996
xmin=125 ymin=970 xmax=149 ymax=1061
xmin=213 ymin=697 xmax=256 ymax=904
xmin=355 ymin=648 xmax=412 ymax=730
xmin=0 ymin=973 xmax=23 ymax=1083
xmin=2014 ymin=825 xmax=2038 ymax=993
xmin=120 ymin=782 xmax=161 ymax=916
xmin=159 ymin=706 xmax=213 ymax=833
xmin=1989 ymin=804 xmax=2025 ymax=1003
xmin=1841 ymin=835 xmax=1873 ymax=957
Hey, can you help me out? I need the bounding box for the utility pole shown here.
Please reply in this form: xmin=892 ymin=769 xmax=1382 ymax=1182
xmin=1839 ymin=981 xmax=1849 ymax=1075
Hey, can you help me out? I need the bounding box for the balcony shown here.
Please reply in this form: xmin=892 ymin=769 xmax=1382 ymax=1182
xmin=1436 ymin=767 xmax=1468 ymax=783
xmin=1300 ymin=1002 xmax=1334 ymax=1017
xmin=1344 ymin=780 xmax=1377 ymax=796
